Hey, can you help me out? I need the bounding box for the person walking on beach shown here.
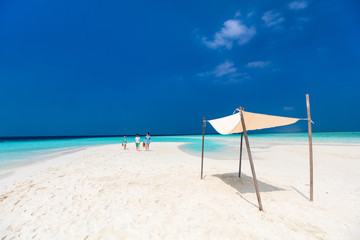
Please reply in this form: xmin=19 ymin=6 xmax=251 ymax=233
xmin=122 ymin=136 xmax=127 ymax=150
xmin=135 ymin=134 xmax=141 ymax=151
xmin=144 ymin=132 xmax=151 ymax=151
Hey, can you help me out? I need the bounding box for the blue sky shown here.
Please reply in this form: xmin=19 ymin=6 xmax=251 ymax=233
xmin=0 ymin=0 xmax=359 ymax=136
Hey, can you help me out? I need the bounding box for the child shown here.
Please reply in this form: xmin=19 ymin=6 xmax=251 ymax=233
xmin=135 ymin=134 xmax=140 ymax=151
xmin=122 ymin=136 xmax=127 ymax=150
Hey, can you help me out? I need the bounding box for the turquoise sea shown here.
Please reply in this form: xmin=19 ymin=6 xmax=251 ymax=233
xmin=0 ymin=132 xmax=359 ymax=171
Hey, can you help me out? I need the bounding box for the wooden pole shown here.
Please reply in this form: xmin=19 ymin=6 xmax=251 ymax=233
xmin=240 ymin=110 xmax=263 ymax=211
xmin=238 ymin=132 xmax=243 ymax=178
xmin=306 ymin=94 xmax=313 ymax=201
xmin=201 ymin=117 xmax=205 ymax=179
xmin=238 ymin=107 xmax=244 ymax=178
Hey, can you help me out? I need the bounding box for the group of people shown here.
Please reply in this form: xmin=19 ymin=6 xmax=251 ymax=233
xmin=121 ymin=132 xmax=151 ymax=151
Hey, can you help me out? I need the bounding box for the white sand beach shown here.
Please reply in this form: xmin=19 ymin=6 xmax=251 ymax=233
xmin=0 ymin=142 xmax=359 ymax=239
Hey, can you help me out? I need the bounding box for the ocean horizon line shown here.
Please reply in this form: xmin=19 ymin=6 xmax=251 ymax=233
xmin=1 ymin=130 xmax=359 ymax=141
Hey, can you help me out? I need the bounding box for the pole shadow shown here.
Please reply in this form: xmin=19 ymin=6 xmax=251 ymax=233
xmin=291 ymin=186 xmax=309 ymax=200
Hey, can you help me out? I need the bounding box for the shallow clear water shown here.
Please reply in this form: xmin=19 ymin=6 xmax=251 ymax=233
xmin=0 ymin=132 xmax=359 ymax=170
xmin=0 ymin=137 xmax=123 ymax=169
xmin=178 ymin=132 xmax=360 ymax=159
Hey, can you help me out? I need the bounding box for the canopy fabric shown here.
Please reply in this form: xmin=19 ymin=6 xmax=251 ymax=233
xmin=208 ymin=111 xmax=300 ymax=134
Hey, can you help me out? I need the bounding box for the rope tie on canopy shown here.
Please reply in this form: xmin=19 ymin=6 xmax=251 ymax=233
xmin=300 ymin=118 xmax=314 ymax=124
xmin=233 ymin=108 xmax=240 ymax=114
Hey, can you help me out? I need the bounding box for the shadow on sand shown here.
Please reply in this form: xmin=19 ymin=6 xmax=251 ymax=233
xmin=213 ymin=172 xmax=285 ymax=194
xmin=213 ymin=172 xmax=285 ymax=208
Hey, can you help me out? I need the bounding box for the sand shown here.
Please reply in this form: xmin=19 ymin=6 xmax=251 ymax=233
xmin=0 ymin=142 xmax=359 ymax=239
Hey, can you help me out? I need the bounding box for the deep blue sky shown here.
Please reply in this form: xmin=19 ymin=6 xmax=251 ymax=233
xmin=1 ymin=0 xmax=359 ymax=136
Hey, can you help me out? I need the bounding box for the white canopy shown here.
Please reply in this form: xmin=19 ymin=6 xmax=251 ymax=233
xmin=208 ymin=111 xmax=300 ymax=134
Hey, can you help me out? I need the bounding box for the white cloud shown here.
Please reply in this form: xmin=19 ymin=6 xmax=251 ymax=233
xmin=246 ymin=61 xmax=271 ymax=68
xmin=198 ymin=61 xmax=249 ymax=83
xmin=283 ymin=106 xmax=295 ymax=111
xmin=202 ymin=19 xmax=256 ymax=49
xmin=289 ymin=1 xmax=308 ymax=10
xmin=198 ymin=60 xmax=237 ymax=77
xmin=262 ymin=11 xmax=284 ymax=27
xmin=213 ymin=60 xmax=237 ymax=77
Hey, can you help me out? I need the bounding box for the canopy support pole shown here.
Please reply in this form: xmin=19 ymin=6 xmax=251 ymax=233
xmin=201 ymin=117 xmax=205 ymax=179
xmin=306 ymin=94 xmax=313 ymax=201
xmin=238 ymin=132 xmax=243 ymax=178
xmin=240 ymin=110 xmax=263 ymax=211
xmin=238 ymin=107 xmax=244 ymax=178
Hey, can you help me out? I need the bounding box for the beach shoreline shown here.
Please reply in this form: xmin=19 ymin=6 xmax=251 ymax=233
xmin=0 ymin=141 xmax=359 ymax=239
xmin=0 ymin=146 xmax=90 ymax=194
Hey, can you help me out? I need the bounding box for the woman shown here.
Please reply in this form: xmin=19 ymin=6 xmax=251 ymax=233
xmin=144 ymin=132 xmax=151 ymax=151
